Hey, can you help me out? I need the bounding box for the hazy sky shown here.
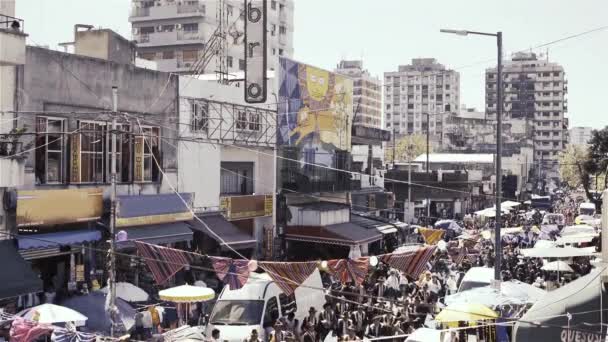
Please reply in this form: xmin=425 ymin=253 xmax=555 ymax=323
xmin=16 ymin=0 xmax=608 ymax=128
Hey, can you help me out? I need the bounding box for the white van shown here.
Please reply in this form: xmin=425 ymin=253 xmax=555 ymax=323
xmin=206 ymin=270 xmax=326 ymax=342
xmin=579 ymin=202 xmax=596 ymax=216
xmin=457 ymin=267 xmax=494 ymax=293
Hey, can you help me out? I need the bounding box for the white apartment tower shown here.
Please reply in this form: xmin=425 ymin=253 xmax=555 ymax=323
xmin=129 ymin=0 xmax=294 ymax=74
xmin=335 ymin=60 xmax=382 ymax=129
xmin=383 ymin=58 xmax=460 ymax=141
xmin=485 ymin=52 xmax=568 ymax=179
xmin=569 ymin=126 xmax=593 ymax=146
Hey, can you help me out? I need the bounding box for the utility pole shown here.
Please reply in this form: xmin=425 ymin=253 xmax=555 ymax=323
xmin=108 ymin=86 xmax=118 ymax=336
xmin=426 ymin=112 xmax=430 ymax=224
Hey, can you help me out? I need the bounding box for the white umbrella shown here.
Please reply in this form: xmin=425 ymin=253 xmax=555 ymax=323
xmin=542 ymin=261 xmax=574 ymax=273
xmin=100 ymin=282 xmax=149 ymax=302
xmin=159 ymin=284 xmax=215 ymax=303
xmin=18 ymin=304 xmax=88 ymax=324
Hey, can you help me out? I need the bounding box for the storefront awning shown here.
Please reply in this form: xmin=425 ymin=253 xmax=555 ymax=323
xmin=0 ymin=240 xmax=43 ymax=300
xmin=284 ymin=222 xmax=383 ymax=247
xmin=190 ymin=214 xmax=257 ymax=250
xmin=350 ymin=214 xmax=398 ymax=235
xmin=17 ymin=229 xmax=101 ymax=250
xmin=116 ymin=222 xmax=193 ymax=249
xmin=116 ymin=193 xmax=194 ymax=227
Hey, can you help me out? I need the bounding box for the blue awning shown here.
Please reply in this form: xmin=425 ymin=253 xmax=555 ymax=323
xmin=0 ymin=239 xmax=43 ymax=299
xmin=17 ymin=229 xmax=102 ymax=250
xmin=116 ymin=222 xmax=193 ymax=249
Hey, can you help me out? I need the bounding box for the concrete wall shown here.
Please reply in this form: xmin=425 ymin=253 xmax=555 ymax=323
xmin=16 ymin=46 xmax=179 ymax=196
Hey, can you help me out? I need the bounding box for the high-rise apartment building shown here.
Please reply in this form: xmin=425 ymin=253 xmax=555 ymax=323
xmin=335 ymin=60 xmax=382 ymax=129
xmin=383 ymin=58 xmax=460 ymax=141
xmin=129 ymin=0 xmax=294 ymax=74
xmin=485 ymin=52 xmax=568 ymax=179
xmin=569 ymin=126 xmax=593 ymax=146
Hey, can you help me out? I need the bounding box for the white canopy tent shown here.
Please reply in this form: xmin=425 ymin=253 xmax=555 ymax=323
xmin=520 ymin=246 xmax=596 ymax=258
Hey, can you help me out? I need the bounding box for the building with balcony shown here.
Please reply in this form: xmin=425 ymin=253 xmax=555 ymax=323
xmin=383 ymin=58 xmax=460 ymax=144
xmin=129 ymin=0 xmax=294 ymax=74
xmin=178 ymin=76 xmax=276 ymax=258
xmin=486 ymin=52 xmax=568 ymax=181
xmin=569 ymin=126 xmax=593 ymax=146
xmin=335 ymin=60 xmax=382 ymax=129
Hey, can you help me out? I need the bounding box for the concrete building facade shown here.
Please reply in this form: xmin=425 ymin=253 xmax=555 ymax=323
xmin=486 ymin=52 xmax=568 ymax=180
xmin=335 ymin=60 xmax=382 ymax=129
xmin=569 ymin=126 xmax=593 ymax=146
xmin=383 ymin=58 xmax=460 ymax=142
xmin=129 ymin=0 xmax=294 ymax=74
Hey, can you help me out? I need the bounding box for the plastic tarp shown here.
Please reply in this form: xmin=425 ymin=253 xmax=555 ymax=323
xmin=520 ymin=246 xmax=595 ymax=258
xmin=445 ymin=280 xmax=546 ymax=307
xmin=513 ymin=269 xmax=607 ymax=341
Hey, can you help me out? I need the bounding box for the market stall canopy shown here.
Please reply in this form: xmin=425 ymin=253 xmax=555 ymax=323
xmin=405 ymin=328 xmax=444 ymax=342
xmin=556 ymin=233 xmax=598 ymax=246
xmin=115 ymin=222 xmax=193 ymax=249
xmin=59 ymin=291 xmax=135 ymax=334
xmin=561 ymin=225 xmax=596 ymax=236
xmin=18 ymin=304 xmax=87 ymax=324
xmin=513 ymin=269 xmax=607 ymax=341
xmin=434 ymin=220 xmax=463 ymax=233
xmin=445 ymin=280 xmax=546 ymax=307
xmin=501 ymin=200 xmax=521 ymax=208
xmin=159 ymin=285 xmax=215 ymax=303
xmin=435 ymin=303 xmax=498 ymax=322
xmin=99 ymin=282 xmax=149 ymax=302
xmin=541 ymin=260 xmax=574 ymax=272
xmin=17 ymin=229 xmax=101 ymax=250
xmin=0 ymin=239 xmax=43 ymax=300
xmin=520 ymin=246 xmax=595 ymax=258
xmin=533 ymin=240 xmax=557 ymax=249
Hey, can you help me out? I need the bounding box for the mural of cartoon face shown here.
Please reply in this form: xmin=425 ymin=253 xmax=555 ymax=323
xmin=305 ymin=66 xmax=329 ymax=101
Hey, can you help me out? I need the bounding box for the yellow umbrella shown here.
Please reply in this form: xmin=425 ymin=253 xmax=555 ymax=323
xmin=158 ymin=284 xmax=215 ymax=303
xmin=435 ymin=303 xmax=498 ymax=323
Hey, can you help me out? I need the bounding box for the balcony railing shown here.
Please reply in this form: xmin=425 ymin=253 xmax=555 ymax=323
xmin=0 ymin=14 xmax=24 ymax=32
xmin=130 ymin=4 xmax=205 ymax=19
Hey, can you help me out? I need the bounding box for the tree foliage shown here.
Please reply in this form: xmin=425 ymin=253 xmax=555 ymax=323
xmin=559 ymin=144 xmax=589 ymax=189
xmin=579 ymin=127 xmax=608 ymax=209
xmin=385 ymin=134 xmax=429 ymax=164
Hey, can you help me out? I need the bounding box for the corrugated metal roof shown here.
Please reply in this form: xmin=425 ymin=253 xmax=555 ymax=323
xmin=413 ymin=153 xmax=494 ymax=164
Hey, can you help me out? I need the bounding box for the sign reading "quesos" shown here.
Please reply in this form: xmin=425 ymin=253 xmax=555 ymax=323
xmin=244 ymin=0 xmax=267 ymax=103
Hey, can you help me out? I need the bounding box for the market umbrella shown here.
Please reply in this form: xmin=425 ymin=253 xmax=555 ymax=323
xmin=444 ymin=281 xmax=546 ymax=307
xmin=434 ymin=220 xmax=463 ymax=233
xmin=58 ymin=291 xmax=135 ymax=334
xmin=99 ymin=282 xmax=149 ymax=302
xmin=17 ymin=304 xmax=88 ymax=324
xmin=405 ymin=327 xmax=443 ymax=342
xmin=435 ymin=303 xmax=498 ymax=323
xmin=541 ymin=260 xmax=574 ymax=272
xmin=158 ymin=284 xmax=215 ymax=303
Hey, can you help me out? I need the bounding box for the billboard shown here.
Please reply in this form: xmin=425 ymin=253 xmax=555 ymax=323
xmin=278 ymin=58 xmax=353 ymax=155
xmin=17 ymin=188 xmax=103 ymax=227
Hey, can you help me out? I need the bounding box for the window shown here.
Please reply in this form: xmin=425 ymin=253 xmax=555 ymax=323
xmin=136 ymin=127 xmax=161 ymax=182
xmin=227 ymin=56 xmax=233 ymax=68
xmin=271 ymin=24 xmax=276 ymax=36
xmin=160 ymin=24 xmax=174 ymax=32
xmin=182 ymin=23 xmax=198 ymax=32
xmin=139 ymin=52 xmax=155 ymax=60
xmin=182 ymin=49 xmax=198 ymax=61
xmin=191 ymin=100 xmax=209 ymax=132
xmin=162 ymin=51 xmax=174 ymax=59
xmin=226 ymin=4 xmax=234 ymax=16
xmin=116 ymin=124 xmax=132 ymax=183
xmin=236 ymin=110 xmax=248 ymax=130
xmin=279 ymin=26 xmax=286 ymax=35
xmin=271 ymin=0 xmax=277 ymax=9
xmin=35 ymin=117 xmax=65 ymax=184
xmin=279 ymin=49 xmax=284 ymax=55
xmin=221 ymin=162 xmax=254 ymax=195
xmin=408 ymin=104 xmax=414 ymax=109
xmin=263 ymin=296 xmax=279 ymax=328
xmin=79 ymin=121 xmax=107 ymax=183
xmin=272 ymin=48 xmax=276 ymax=55
xmin=140 ymin=26 xmax=155 ymax=34
xmin=239 ymin=59 xmax=245 ymax=70
xmin=249 ymin=110 xmax=261 ymax=131
xmin=279 ymin=293 xmax=297 ymax=316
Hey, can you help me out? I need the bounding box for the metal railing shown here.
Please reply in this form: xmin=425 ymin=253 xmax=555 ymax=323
xmin=0 ymin=14 xmax=24 ymax=32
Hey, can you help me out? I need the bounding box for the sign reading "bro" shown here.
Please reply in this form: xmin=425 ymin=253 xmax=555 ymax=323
xmin=244 ymin=0 xmax=267 ymax=103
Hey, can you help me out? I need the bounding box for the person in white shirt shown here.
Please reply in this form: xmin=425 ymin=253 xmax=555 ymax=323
xmin=384 ymin=270 xmax=400 ymax=300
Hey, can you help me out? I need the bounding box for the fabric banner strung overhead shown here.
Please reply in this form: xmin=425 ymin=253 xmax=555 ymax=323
xmin=381 ymin=246 xmax=437 ymax=279
xmin=210 ymin=257 xmax=251 ymax=290
xmin=327 ymin=257 xmax=369 ymax=285
xmin=259 ymin=261 xmax=318 ymax=295
xmin=448 ymin=246 xmax=469 ymax=265
xmin=419 ymin=228 xmax=445 ymax=245
xmin=134 ymin=241 xmax=194 ymax=285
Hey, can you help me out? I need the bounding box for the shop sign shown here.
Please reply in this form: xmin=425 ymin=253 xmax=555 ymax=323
xmin=17 ymin=188 xmax=103 ymax=227
xmin=244 ymin=0 xmax=267 ymax=103
xmin=220 ymin=194 xmax=273 ymax=220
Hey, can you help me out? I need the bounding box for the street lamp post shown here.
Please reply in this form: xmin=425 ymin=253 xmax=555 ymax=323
xmin=441 ymin=28 xmax=503 ymax=284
